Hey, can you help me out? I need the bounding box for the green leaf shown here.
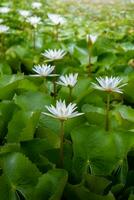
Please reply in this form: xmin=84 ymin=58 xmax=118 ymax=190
xmin=34 ymin=169 xmax=68 ymax=200
xmin=120 ymin=42 xmax=134 ymax=52
xmin=73 ymin=78 xmax=91 ymax=99
xmin=7 ymin=110 xmax=40 ymax=142
xmin=0 ymin=175 xmax=14 ymax=200
xmin=71 ymin=125 xmax=134 ymax=181
xmin=14 ymin=91 xmax=53 ymax=111
xmin=97 ymin=52 xmax=117 ymax=66
xmin=0 ymin=61 xmax=12 ymax=75
xmin=73 ymin=46 xmax=89 ymax=65
xmin=115 ymin=158 xmax=128 ymax=184
xmin=81 ymin=91 xmax=105 ymax=107
xmin=6 ymin=45 xmax=35 ymax=72
xmin=92 ymin=36 xmax=116 ymax=56
xmin=85 ymin=174 xmax=111 ymax=195
xmin=0 ymin=75 xmax=23 ymax=100
xmin=111 ymin=183 xmax=124 ymax=197
xmin=114 ymin=105 xmax=134 ymax=130
xmin=65 ymin=116 xmax=85 ymax=137
xmin=0 ymin=152 xmax=41 ymax=200
xmin=21 ymin=127 xmax=60 ymax=171
xmin=21 ymin=136 xmax=59 ymax=159
xmin=0 ymin=101 xmax=17 ymax=141
xmin=124 ymin=75 xmax=134 ymax=103
xmin=82 ymin=104 xmax=105 ymax=127
xmin=116 ymin=105 xmax=134 ymax=123
xmin=65 ymin=184 xmax=115 ymax=200
xmin=22 ymin=132 xmax=59 ymax=155
xmin=0 ymin=143 xmax=20 ymax=157
xmin=39 ymin=114 xmax=60 ymax=134
xmin=17 ymin=78 xmax=38 ymax=92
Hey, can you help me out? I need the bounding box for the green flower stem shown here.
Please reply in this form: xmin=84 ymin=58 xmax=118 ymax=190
xmin=33 ymin=28 xmax=36 ymax=49
xmin=87 ymin=41 xmax=92 ymax=76
xmin=43 ymin=77 xmax=48 ymax=93
xmin=59 ymin=120 xmax=65 ymax=168
xmin=55 ymin=24 xmax=60 ymax=41
xmin=68 ymin=87 xmax=73 ymax=102
xmin=53 ymin=78 xmax=57 ymax=100
xmin=88 ymin=50 xmax=91 ymax=75
xmin=52 ymin=63 xmax=57 ymax=100
xmin=105 ymin=93 xmax=110 ymax=131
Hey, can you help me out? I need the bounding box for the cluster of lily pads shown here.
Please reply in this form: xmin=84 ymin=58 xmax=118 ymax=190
xmin=0 ymin=0 xmax=134 ymax=200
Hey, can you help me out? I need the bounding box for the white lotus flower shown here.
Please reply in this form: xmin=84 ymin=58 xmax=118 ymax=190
xmin=43 ymin=100 xmax=84 ymax=120
xmin=47 ymin=13 xmax=66 ymax=25
xmin=92 ymin=76 xmax=127 ymax=93
xmin=0 ymin=25 xmax=9 ymax=33
xmin=0 ymin=7 xmax=10 ymax=14
xmin=87 ymin=34 xmax=98 ymax=44
xmin=18 ymin=10 xmax=31 ymax=18
xmin=26 ymin=16 xmax=41 ymax=28
xmin=32 ymin=2 xmax=42 ymax=9
xmin=57 ymin=73 xmax=78 ymax=88
xmin=31 ymin=64 xmax=57 ymax=77
xmin=42 ymin=49 xmax=66 ymax=61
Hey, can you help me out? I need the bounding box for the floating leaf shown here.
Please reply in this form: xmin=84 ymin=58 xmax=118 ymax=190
xmin=34 ymin=169 xmax=68 ymax=200
xmin=0 ymin=152 xmax=41 ymax=200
